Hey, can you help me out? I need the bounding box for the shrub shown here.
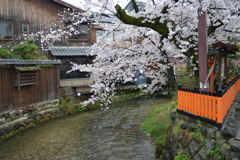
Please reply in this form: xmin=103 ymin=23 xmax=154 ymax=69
xmin=59 ymin=97 xmax=87 ymax=114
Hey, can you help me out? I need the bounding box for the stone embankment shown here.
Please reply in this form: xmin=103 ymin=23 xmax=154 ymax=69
xmin=0 ymin=90 xmax=145 ymax=141
xmin=0 ymin=99 xmax=60 ymax=141
xmin=163 ymin=93 xmax=240 ymax=160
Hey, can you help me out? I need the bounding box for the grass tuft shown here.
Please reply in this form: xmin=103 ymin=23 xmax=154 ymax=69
xmin=141 ymin=99 xmax=177 ymax=145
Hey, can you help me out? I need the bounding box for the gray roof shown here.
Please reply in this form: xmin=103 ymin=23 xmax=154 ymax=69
xmin=50 ymin=46 xmax=93 ymax=56
xmin=0 ymin=59 xmax=62 ymax=65
xmin=124 ymin=0 xmax=146 ymax=13
xmin=92 ymin=14 xmax=118 ymax=24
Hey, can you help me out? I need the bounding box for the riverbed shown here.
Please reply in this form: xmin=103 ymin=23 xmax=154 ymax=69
xmin=0 ymin=97 xmax=170 ymax=160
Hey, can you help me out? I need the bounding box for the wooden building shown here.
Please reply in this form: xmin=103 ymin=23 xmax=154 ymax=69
xmin=0 ymin=59 xmax=61 ymax=112
xmin=0 ymin=0 xmax=82 ymax=40
xmin=50 ymin=46 xmax=94 ymax=95
xmin=0 ymin=0 xmax=101 ymax=97
xmin=0 ymin=0 xmax=100 ymax=46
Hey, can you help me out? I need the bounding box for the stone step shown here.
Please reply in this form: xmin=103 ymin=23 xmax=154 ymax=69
xmin=229 ymin=138 xmax=240 ymax=151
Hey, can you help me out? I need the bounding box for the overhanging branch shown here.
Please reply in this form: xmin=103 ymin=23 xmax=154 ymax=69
xmin=115 ymin=5 xmax=169 ymax=38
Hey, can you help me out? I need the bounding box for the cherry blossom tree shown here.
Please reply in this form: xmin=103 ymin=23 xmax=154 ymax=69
xmin=39 ymin=0 xmax=240 ymax=106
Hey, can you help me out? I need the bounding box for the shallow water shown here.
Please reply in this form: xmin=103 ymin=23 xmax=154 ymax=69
xmin=0 ymin=97 xmax=170 ymax=160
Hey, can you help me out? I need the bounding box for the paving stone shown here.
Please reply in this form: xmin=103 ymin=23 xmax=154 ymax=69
xmin=189 ymin=140 xmax=199 ymax=156
xmin=198 ymin=147 xmax=207 ymax=159
xmin=229 ymin=138 xmax=240 ymax=152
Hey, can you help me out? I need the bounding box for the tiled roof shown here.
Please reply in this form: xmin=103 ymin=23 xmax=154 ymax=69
xmin=124 ymin=0 xmax=146 ymax=13
xmin=52 ymin=0 xmax=84 ymax=12
xmin=50 ymin=46 xmax=93 ymax=56
xmin=0 ymin=59 xmax=62 ymax=65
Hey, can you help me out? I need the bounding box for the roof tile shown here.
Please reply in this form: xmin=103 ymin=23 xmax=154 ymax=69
xmin=50 ymin=46 xmax=94 ymax=56
xmin=0 ymin=59 xmax=62 ymax=65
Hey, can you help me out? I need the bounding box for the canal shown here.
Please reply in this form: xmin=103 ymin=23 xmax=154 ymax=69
xmin=0 ymin=97 xmax=170 ymax=160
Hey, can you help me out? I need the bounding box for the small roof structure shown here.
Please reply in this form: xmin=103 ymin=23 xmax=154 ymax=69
xmin=208 ymin=42 xmax=238 ymax=55
xmin=50 ymin=46 xmax=94 ymax=56
xmin=124 ymin=0 xmax=146 ymax=13
xmin=0 ymin=59 xmax=62 ymax=65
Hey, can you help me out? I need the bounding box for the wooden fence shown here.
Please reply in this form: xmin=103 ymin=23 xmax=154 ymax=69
xmin=0 ymin=66 xmax=59 ymax=112
xmin=178 ymin=75 xmax=240 ymax=124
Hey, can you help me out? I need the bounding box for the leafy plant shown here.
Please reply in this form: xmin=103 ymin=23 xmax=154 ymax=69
xmin=59 ymin=97 xmax=87 ymax=114
xmin=174 ymin=154 xmax=191 ymax=160
xmin=226 ymin=56 xmax=239 ymax=80
xmin=0 ymin=48 xmax=14 ymax=59
xmin=59 ymin=97 xmax=76 ymax=114
xmin=77 ymin=105 xmax=87 ymax=112
xmin=190 ymin=120 xmax=204 ymax=141
xmin=173 ymin=121 xmax=182 ymax=133
xmin=208 ymin=142 xmax=223 ymax=160
xmin=190 ymin=130 xmax=203 ymax=141
xmin=11 ymin=39 xmax=39 ymax=59
xmin=0 ymin=38 xmax=48 ymax=60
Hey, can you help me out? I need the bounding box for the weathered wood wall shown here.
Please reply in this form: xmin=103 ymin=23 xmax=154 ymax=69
xmin=0 ymin=0 xmax=63 ymax=35
xmin=0 ymin=0 xmax=97 ymax=45
xmin=0 ymin=66 xmax=59 ymax=112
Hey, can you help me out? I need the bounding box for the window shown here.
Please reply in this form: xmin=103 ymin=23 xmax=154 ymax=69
xmin=96 ymin=30 xmax=112 ymax=43
xmin=0 ymin=22 xmax=13 ymax=40
xmin=113 ymin=30 xmax=124 ymax=41
xmin=96 ymin=30 xmax=125 ymax=43
xmin=22 ymin=23 xmax=30 ymax=33
xmin=69 ymin=25 xmax=89 ymax=41
xmin=14 ymin=67 xmax=39 ymax=90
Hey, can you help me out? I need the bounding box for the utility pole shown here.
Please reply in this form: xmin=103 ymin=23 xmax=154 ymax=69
xmin=198 ymin=8 xmax=208 ymax=90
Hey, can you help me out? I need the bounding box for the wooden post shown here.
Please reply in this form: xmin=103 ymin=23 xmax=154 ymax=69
xmin=198 ymin=8 xmax=208 ymax=90
xmin=56 ymin=65 xmax=60 ymax=98
xmin=209 ymin=58 xmax=215 ymax=92
xmin=17 ymin=71 xmax=21 ymax=90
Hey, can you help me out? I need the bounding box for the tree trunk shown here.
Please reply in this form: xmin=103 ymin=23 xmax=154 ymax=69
xmin=166 ymin=66 xmax=176 ymax=91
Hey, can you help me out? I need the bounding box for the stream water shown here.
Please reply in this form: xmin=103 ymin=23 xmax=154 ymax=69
xmin=0 ymin=97 xmax=170 ymax=160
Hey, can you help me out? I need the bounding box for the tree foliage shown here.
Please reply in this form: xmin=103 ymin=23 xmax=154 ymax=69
xmin=0 ymin=39 xmax=43 ymax=60
xmin=28 ymin=0 xmax=240 ymax=106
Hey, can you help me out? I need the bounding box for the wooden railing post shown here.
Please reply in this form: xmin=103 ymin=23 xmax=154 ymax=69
xmin=216 ymin=97 xmax=223 ymax=123
xmin=216 ymin=89 xmax=223 ymax=123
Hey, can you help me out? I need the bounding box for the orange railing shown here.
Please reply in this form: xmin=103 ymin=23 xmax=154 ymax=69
xmin=178 ymin=76 xmax=240 ymax=124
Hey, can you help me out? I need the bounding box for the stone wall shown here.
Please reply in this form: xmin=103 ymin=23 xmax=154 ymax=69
xmin=0 ymin=99 xmax=60 ymax=141
xmin=163 ymin=114 xmax=240 ymax=160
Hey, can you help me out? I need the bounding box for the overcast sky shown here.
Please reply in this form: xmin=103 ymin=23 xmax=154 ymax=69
xmin=62 ymin=0 xmax=130 ymax=9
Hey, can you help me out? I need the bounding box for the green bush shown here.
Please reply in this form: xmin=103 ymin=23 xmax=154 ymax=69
xmin=11 ymin=39 xmax=39 ymax=59
xmin=77 ymin=106 xmax=87 ymax=112
xmin=0 ymin=48 xmax=14 ymax=59
xmin=59 ymin=97 xmax=87 ymax=114
xmin=0 ymin=39 xmax=48 ymax=60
